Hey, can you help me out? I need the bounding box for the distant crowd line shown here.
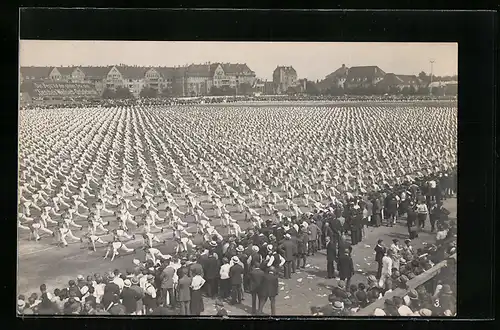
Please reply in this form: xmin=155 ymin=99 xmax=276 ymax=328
xmin=20 ymin=94 xmax=456 ymax=110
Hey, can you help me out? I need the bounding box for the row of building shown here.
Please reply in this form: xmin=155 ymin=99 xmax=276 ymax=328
xmin=19 ymin=63 xmax=454 ymax=101
xmin=20 ymin=63 xmax=262 ymax=98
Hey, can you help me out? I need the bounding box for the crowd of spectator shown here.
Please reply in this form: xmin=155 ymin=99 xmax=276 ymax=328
xmin=20 ymin=93 xmax=456 ymax=111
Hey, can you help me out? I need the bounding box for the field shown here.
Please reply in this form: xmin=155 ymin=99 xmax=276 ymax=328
xmin=17 ymin=101 xmax=457 ymax=315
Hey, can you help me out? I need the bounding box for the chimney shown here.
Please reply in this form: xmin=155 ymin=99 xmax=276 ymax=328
xmin=342 ymin=64 xmax=345 ymax=68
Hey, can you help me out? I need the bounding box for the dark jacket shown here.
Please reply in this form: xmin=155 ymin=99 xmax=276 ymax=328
xmin=229 ymin=263 xmax=244 ymax=285
xmin=407 ymin=210 xmax=417 ymax=228
xmin=204 ymin=256 xmax=220 ymax=279
xmin=326 ymin=241 xmax=337 ymax=261
xmin=337 ymin=254 xmax=354 ymax=279
xmin=351 ymin=212 xmax=363 ymax=229
xmin=279 ymin=240 xmax=296 ymax=261
xmin=108 ymin=303 xmax=126 ymax=315
xmin=374 ymin=244 xmax=386 ymax=263
xmin=198 ymin=254 xmax=209 ymax=271
xmin=177 ymin=275 xmax=192 ymax=302
xmin=68 ymin=285 xmax=82 ymax=299
xmin=101 ymin=292 xmax=116 ymax=309
xmin=274 ymin=226 xmax=285 ymax=242
xmin=249 ymin=251 xmax=262 ymax=267
xmin=188 ymin=262 xmax=204 ymax=278
xmin=248 ymin=267 xmax=265 ymax=293
xmin=259 ymin=272 xmax=279 ymax=298
xmin=237 ymin=253 xmax=249 ymax=273
xmin=296 ymin=233 xmax=308 ymax=255
xmin=120 ymin=287 xmax=141 ymax=314
xmin=104 ymin=282 xmax=120 ymax=295
xmin=330 ymin=218 xmax=343 ymax=237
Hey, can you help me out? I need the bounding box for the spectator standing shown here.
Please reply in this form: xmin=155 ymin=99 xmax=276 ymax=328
xmin=129 ymin=277 xmax=144 ymax=315
xmin=204 ymin=252 xmax=220 ymax=298
xmin=219 ymin=257 xmax=231 ymax=299
xmin=177 ymin=267 xmax=191 ymax=315
xmin=143 ymin=275 xmax=157 ymax=315
xmin=295 ymin=227 xmax=308 ymax=269
xmin=374 ymin=239 xmax=386 ymax=280
xmin=94 ymin=276 xmax=105 ymax=304
xmin=407 ymin=203 xmax=418 ymax=239
xmin=160 ymin=259 xmax=176 ymax=308
xmin=258 ymin=266 xmax=279 ymax=315
xmin=279 ymin=234 xmax=296 ymax=279
xmin=229 ymin=256 xmax=244 ymax=304
xmin=379 ymin=250 xmax=394 ymax=288
xmin=68 ymin=280 xmax=82 ymax=300
xmin=190 ymin=268 xmax=205 ymax=315
xmin=307 ymin=219 xmax=321 ymax=255
xmin=337 ymin=248 xmax=355 ymax=289
xmin=350 ymin=206 xmax=363 ymax=245
xmin=188 ymin=255 xmax=204 ymax=278
xmin=248 ymin=261 xmax=265 ymax=315
xmin=325 ymin=235 xmax=337 ymax=279
xmin=416 ymin=200 xmax=429 ymax=229
xmin=120 ymin=279 xmax=140 ymax=315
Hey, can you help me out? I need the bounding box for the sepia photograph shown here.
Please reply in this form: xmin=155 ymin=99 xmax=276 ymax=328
xmin=18 ymin=41 xmax=458 ymax=317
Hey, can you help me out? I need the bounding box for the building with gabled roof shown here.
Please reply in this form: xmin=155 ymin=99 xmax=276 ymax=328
xmin=376 ymin=73 xmax=422 ymax=92
xmin=345 ymin=65 xmax=386 ymax=89
xmin=222 ymin=63 xmax=256 ymax=87
xmin=20 ymin=67 xmax=53 ymax=81
xmin=77 ymin=66 xmax=113 ymax=80
xmin=320 ymin=64 xmax=349 ymax=90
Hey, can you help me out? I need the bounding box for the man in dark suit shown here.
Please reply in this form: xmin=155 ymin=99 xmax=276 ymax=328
xmin=374 ymin=239 xmax=386 ymax=280
xmin=176 ymin=268 xmax=191 ymax=315
xmin=204 ymin=253 xmax=220 ymax=298
xmin=236 ymin=246 xmax=249 ymax=293
xmin=274 ymin=224 xmax=285 ymax=243
xmin=120 ymin=279 xmax=141 ymax=315
xmin=248 ymin=261 xmax=265 ymax=315
xmin=325 ymin=236 xmax=337 ymax=279
xmin=278 ymin=234 xmax=296 ymax=279
xmin=258 ymin=266 xmax=279 ymax=315
xmin=350 ymin=207 xmax=363 ymax=245
xmin=229 ymin=256 xmax=244 ymax=304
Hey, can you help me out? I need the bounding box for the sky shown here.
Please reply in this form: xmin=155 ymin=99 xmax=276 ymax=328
xmin=19 ymin=41 xmax=458 ymax=81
